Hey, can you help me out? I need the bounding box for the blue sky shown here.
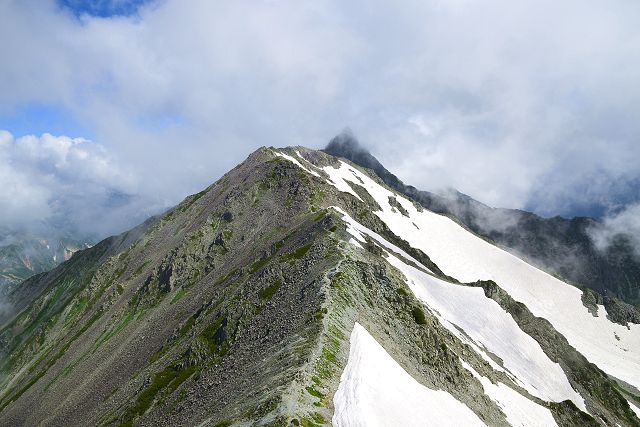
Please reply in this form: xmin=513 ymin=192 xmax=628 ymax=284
xmin=0 ymin=0 xmax=153 ymax=137
xmin=58 ymin=0 xmax=151 ymax=18
xmin=1 ymin=0 xmax=640 ymax=239
xmin=0 ymin=103 xmax=91 ymax=139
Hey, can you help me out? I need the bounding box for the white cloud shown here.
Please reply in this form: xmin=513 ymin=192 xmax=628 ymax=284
xmin=0 ymin=0 xmax=639 ymax=227
xmin=589 ymin=203 xmax=640 ymax=257
xmin=0 ymin=131 xmax=161 ymax=236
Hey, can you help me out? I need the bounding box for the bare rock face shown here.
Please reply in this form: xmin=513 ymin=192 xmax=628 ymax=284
xmin=0 ymin=146 xmax=637 ymax=427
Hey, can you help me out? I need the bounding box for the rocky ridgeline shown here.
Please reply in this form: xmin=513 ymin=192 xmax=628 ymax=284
xmin=0 ymin=147 xmax=637 ymax=426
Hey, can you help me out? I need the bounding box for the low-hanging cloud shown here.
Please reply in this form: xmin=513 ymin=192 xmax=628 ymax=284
xmin=0 ymin=130 xmax=164 ymax=238
xmin=589 ymin=203 xmax=640 ymax=259
xmin=0 ymin=0 xmax=639 ymax=238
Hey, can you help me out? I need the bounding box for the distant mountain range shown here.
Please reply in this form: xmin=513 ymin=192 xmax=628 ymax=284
xmin=0 ymin=144 xmax=638 ymax=426
xmin=0 ymin=230 xmax=93 ymax=291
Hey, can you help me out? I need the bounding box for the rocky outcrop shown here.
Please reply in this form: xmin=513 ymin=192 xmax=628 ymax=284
xmin=581 ymin=288 xmax=640 ymax=326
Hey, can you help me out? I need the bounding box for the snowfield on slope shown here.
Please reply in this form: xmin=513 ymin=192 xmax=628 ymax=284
xmin=314 ymin=156 xmax=640 ymax=391
xmin=629 ymin=400 xmax=640 ymax=419
xmin=334 ymin=207 xmax=585 ymax=410
xmin=333 ymin=323 xmax=485 ymax=427
xmin=384 ymin=251 xmax=586 ymax=410
xmin=331 ymin=205 xmax=431 ymax=273
xmin=459 ymin=360 xmax=558 ymax=427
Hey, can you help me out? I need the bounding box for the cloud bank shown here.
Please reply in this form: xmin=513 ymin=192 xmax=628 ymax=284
xmin=0 ymin=0 xmax=639 ymax=238
xmin=0 ymin=131 xmax=163 ymax=237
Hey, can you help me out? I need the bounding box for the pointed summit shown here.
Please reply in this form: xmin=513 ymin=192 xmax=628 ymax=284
xmin=323 ymin=131 xmax=406 ymax=190
xmin=324 ymin=130 xmax=365 ymax=157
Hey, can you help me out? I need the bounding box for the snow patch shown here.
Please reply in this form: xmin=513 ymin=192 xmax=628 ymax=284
xmin=628 ymin=400 xmax=640 ymax=419
xmin=333 ymin=322 xmax=485 ymax=427
xmin=383 ymin=249 xmax=586 ymax=410
xmin=322 ymin=163 xmax=363 ymax=202
xmin=348 ymin=238 xmax=364 ymax=249
xmin=273 ymin=150 xmax=321 ymax=178
xmin=331 ymin=206 xmax=431 ymax=274
xmin=460 ymin=359 xmax=558 ymax=427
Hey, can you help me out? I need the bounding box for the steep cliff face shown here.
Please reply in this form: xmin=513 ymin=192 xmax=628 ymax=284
xmin=324 ymin=133 xmax=640 ymax=307
xmin=0 ymin=147 xmax=638 ymax=426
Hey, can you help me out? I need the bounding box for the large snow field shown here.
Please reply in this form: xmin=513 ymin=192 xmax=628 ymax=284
xmin=333 ymin=207 xmax=585 ymax=410
xmin=318 ymin=158 xmax=640 ymax=391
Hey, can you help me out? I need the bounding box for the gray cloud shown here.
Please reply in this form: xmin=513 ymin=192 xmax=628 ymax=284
xmin=0 ymin=0 xmax=639 ymax=238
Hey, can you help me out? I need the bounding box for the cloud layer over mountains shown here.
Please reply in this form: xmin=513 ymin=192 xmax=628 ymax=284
xmin=1 ymin=0 xmax=639 ymax=238
xmin=0 ymin=131 xmax=161 ymax=237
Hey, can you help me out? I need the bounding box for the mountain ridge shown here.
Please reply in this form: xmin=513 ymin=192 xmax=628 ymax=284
xmin=0 ymin=145 xmax=638 ymax=426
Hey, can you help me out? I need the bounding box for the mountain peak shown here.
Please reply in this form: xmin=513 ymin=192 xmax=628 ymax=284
xmin=325 ymin=130 xmax=366 ymax=155
xmin=323 ymin=132 xmax=407 ymax=193
xmin=324 ymin=131 xmax=379 ymax=168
